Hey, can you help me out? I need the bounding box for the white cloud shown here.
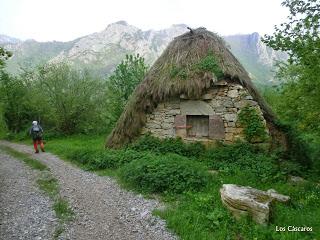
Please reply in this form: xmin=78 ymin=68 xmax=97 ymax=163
xmin=0 ymin=0 xmax=288 ymax=41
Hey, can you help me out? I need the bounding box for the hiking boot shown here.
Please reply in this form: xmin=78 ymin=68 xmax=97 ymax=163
xmin=41 ymin=149 xmax=45 ymax=152
xmin=35 ymin=150 xmax=39 ymax=153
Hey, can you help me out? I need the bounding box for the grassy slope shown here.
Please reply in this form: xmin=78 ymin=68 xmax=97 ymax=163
xmin=15 ymin=135 xmax=320 ymax=240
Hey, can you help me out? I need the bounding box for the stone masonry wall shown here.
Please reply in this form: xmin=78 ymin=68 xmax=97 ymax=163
xmin=141 ymin=82 xmax=268 ymax=143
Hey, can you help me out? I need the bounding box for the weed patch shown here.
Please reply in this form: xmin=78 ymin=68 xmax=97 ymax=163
xmin=0 ymin=145 xmax=47 ymax=171
xmin=37 ymin=176 xmax=59 ymax=199
xmin=129 ymin=134 xmax=205 ymax=158
xmin=119 ymin=153 xmax=209 ymax=194
xmin=53 ymin=198 xmax=74 ymax=222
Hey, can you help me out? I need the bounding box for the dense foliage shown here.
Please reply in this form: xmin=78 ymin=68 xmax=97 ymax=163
xmin=262 ymin=0 xmax=320 ymax=169
xmin=0 ymin=47 xmax=12 ymax=67
xmin=44 ymin=134 xmax=320 ymax=240
xmin=119 ymin=154 xmax=209 ymax=194
xmin=129 ymin=134 xmax=205 ymax=158
xmin=0 ymin=63 xmax=106 ymax=136
xmin=238 ymin=105 xmax=268 ymax=143
xmin=105 ymin=54 xmax=148 ymax=126
xmin=0 ymin=53 xmax=147 ymax=138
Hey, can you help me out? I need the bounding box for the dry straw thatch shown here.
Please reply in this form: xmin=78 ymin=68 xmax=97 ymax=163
xmin=106 ymin=28 xmax=283 ymax=148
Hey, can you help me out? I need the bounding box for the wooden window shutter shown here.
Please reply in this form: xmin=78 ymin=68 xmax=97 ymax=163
xmin=174 ymin=115 xmax=187 ymax=138
xmin=209 ymin=115 xmax=225 ymax=139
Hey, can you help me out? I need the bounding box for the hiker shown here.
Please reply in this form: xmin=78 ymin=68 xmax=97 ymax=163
xmin=29 ymin=121 xmax=45 ymax=153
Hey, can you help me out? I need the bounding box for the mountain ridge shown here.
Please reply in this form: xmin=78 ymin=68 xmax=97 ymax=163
xmin=0 ymin=22 xmax=287 ymax=85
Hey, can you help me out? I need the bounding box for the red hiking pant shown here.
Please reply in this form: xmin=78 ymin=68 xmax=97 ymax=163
xmin=33 ymin=139 xmax=45 ymax=152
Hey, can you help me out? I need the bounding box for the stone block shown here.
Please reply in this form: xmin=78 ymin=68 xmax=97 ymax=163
xmin=161 ymin=123 xmax=172 ymax=130
xmin=224 ymin=113 xmax=237 ymax=122
xmin=227 ymin=122 xmax=236 ymax=127
xmin=225 ymin=133 xmax=233 ymax=141
xmin=209 ymin=100 xmax=222 ymax=108
xmin=168 ymin=109 xmax=181 ymax=115
xmin=164 ymin=117 xmax=174 ymax=123
xmin=220 ymin=184 xmax=274 ymax=225
xmin=234 ymin=100 xmax=258 ymax=109
xmin=228 ymin=107 xmax=237 ymax=113
xmin=222 ymin=100 xmax=233 ymax=108
xmin=245 ymin=95 xmax=253 ymax=100
xmin=228 ymin=90 xmax=239 ymax=98
xmin=146 ymin=123 xmax=161 ymax=129
xmin=215 ymin=107 xmax=226 ymax=113
xmin=225 ymin=127 xmax=236 ymax=133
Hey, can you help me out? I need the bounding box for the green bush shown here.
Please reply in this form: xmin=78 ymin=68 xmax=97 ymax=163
xmin=119 ymin=153 xmax=209 ymax=193
xmin=202 ymin=143 xmax=282 ymax=182
xmin=65 ymin=148 xmax=148 ymax=170
xmin=129 ymin=135 xmax=205 ymax=158
xmin=238 ymin=105 xmax=268 ymax=143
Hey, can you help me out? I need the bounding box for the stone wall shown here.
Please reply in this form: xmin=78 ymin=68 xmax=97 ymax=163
xmin=141 ymin=81 xmax=268 ymax=143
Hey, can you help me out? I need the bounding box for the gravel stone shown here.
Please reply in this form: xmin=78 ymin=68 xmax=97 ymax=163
xmin=0 ymin=141 xmax=177 ymax=240
xmin=0 ymin=149 xmax=58 ymax=240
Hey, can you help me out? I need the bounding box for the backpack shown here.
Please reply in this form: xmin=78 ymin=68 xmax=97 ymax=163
xmin=32 ymin=125 xmax=42 ymax=139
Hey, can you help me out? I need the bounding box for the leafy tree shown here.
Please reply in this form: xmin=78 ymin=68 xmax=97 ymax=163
xmin=105 ymin=54 xmax=148 ymax=126
xmin=0 ymin=47 xmax=12 ymax=68
xmin=262 ymin=0 xmax=320 ymax=134
xmin=0 ymin=47 xmax=13 ymax=136
xmin=36 ymin=63 xmax=107 ymax=134
xmin=263 ymin=0 xmax=320 ymax=168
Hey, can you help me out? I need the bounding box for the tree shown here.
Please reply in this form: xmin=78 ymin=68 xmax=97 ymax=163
xmin=0 ymin=47 xmax=13 ymax=136
xmin=37 ymin=63 xmax=107 ymax=134
xmin=0 ymin=47 xmax=12 ymax=68
xmin=262 ymin=0 xmax=320 ymax=134
xmin=263 ymin=0 xmax=320 ymax=66
xmin=105 ymin=54 xmax=148 ymax=126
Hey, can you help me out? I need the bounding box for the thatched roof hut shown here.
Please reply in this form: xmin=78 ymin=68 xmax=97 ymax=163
xmin=106 ymin=28 xmax=286 ymax=148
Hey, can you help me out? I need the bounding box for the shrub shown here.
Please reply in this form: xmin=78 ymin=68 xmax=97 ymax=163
xmin=119 ymin=153 xmax=209 ymax=194
xmin=202 ymin=143 xmax=281 ymax=182
xmin=238 ymin=105 xmax=268 ymax=143
xmin=129 ymin=134 xmax=205 ymax=158
xmin=66 ymin=148 xmax=147 ymax=170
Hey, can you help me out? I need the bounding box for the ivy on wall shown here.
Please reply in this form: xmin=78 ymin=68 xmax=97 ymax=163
xmin=238 ymin=105 xmax=268 ymax=143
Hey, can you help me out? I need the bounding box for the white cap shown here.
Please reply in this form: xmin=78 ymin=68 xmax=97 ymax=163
xmin=32 ymin=121 xmax=38 ymax=125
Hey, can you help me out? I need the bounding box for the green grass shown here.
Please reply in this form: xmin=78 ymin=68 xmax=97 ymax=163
xmin=53 ymin=198 xmax=74 ymax=221
xmin=44 ymin=135 xmax=105 ymax=157
xmin=0 ymin=145 xmax=48 ymax=171
xmin=10 ymin=134 xmax=320 ymax=240
xmin=37 ymin=176 xmax=59 ymax=199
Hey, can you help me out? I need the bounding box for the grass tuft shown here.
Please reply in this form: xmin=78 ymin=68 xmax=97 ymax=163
xmin=53 ymin=198 xmax=74 ymax=222
xmin=37 ymin=176 xmax=59 ymax=199
xmin=0 ymin=145 xmax=48 ymax=171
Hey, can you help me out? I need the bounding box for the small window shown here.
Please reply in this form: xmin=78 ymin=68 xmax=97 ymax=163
xmin=186 ymin=115 xmax=209 ymax=137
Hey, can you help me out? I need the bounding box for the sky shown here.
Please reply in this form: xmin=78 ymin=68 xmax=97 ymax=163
xmin=0 ymin=0 xmax=289 ymax=42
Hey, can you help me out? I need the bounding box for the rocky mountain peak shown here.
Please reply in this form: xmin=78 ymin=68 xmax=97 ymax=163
xmin=113 ymin=20 xmax=129 ymax=26
xmin=0 ymin=22 xmax=287 ymax=85
xmin=0 ymin=34 xmax=21 ymax=45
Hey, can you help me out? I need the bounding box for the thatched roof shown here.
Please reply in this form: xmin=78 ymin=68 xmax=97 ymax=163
xmin=106 ymin=28 xmax=280 ymax=148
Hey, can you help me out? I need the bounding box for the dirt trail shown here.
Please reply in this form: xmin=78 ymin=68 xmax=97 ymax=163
xmin=0 ymin=149 xmax=57 ymax=240
xmin=0 ymin=141 xmax=176 ymax=240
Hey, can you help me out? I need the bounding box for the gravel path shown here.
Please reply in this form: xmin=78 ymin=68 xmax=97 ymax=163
xmin=0 ymin=141 xmax=177 ymax=240
xmin=0 ymin=148 xmax=58 ymax=240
